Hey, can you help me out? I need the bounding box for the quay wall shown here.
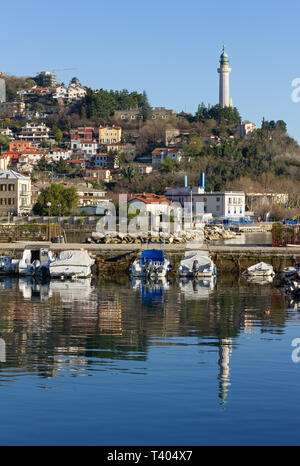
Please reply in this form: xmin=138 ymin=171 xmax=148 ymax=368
xmin=0 ymin=243 xmax=299 ymax=278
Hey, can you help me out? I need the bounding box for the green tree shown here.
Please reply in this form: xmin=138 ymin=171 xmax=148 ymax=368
xmin=183 ymin=135 xmax=203 ymax=156
xmin=0 ymin=135 xmax=10 ymax=150
xmin=53 ymin=125 xmax=63 ymax=143
xmin=33 ymin=183 xmax=79 ymax=215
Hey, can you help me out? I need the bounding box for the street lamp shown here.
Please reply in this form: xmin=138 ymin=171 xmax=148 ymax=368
xmin=47 ymin=202 xmax=51 ymax=241
xmin=57 ymin=203 xmax=62 ymax=217
xmin=47 ymin=201 xmax=52 ymax=217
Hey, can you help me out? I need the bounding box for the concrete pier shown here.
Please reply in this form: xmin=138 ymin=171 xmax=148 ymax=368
xmin=0 ymin=241 xmax=299 ymax=277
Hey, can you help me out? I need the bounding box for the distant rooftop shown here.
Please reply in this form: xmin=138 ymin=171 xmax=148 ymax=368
xmin=0 ymin=169 xmax=29 ymax=179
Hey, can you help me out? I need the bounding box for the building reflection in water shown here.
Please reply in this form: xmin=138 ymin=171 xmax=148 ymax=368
xmin=218 ymin=338 xmax=232 ymax=407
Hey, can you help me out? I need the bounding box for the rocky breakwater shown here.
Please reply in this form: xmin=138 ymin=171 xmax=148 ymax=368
xmin=204 ymin=225 xmax=236 ymax=242
xmin=86 ymin=226 xmax=236 ymax=245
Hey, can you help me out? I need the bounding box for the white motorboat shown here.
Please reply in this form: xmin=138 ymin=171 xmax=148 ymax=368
xmin=130 ymin=249 xmax=171 ymax=278
xmin=243 ymin=262 xmax=275 ymax=277
xmin=177 ymin=250 xmax=217 ymax=277
xmin=18 ymin=245 xmax=55 ymax=277
xmin=0 ymin=257 xmax=19 ymax=275
xmin=49 ymin=249 xmax=95 ymax=279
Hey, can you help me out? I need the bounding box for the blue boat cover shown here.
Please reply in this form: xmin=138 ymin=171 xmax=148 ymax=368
xmin=141 ymin=249 xmax=164 ymax=263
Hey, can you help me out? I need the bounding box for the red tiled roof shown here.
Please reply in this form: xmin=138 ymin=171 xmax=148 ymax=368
xmin=129 ymin=193 xmax=172 ymax=205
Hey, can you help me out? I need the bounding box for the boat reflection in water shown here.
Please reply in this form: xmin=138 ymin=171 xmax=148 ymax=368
xmin=18 ymin=277 xmax=93 ymax=302
xmin=244 ymin=275 xmax=274 ymax=285
xmin=131 ymin=277 xmax=170 ymax=307
xmin=178 ymin=276 xmax=216 ymax=300
xmin=18 ymin=277 xmax=50 ymax=301
xmin=49 ymin=278 xmax=93 ymax=303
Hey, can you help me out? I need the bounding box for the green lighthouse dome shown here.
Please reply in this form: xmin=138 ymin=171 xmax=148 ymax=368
xmin=220 ymin=43 xmax=229 ymax=64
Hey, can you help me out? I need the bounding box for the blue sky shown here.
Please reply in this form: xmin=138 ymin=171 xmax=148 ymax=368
xmin=2 ymin=0 xmax=300 ymax=141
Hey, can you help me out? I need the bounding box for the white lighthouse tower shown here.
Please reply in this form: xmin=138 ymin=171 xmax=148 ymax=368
xmin=218 ymin=43 xmax=232 ymax=108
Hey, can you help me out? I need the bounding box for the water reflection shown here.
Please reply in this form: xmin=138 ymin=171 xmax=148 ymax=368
xmin=178 ymin=277 xmax=216 ymax=299
xmin=0 ymin=276 xmax=292 ymax=398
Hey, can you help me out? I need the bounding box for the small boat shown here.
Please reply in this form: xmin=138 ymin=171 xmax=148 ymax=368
xmin=278 ymin=266 xmax=299 ymax=282
xmin=243 ymin=262 xmax=275 ymax=277
xmin=130 ymin=249 xmax=171 ymax=278
xmin=177 ymin=250 xmax=217 ymax=277
xmin=0 ymin=257 xmax=19 ymax=275
xmin=49 ymin=249 xmax=95 ymax=279
xmin=18 ymin=245 xmax=55 ymax=277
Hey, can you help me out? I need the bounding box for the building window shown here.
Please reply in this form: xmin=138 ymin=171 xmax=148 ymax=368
xmin=216 ymin=205 xmax=220 ymax=211
xmin=216 ymin=197 xmax=220 ymax=202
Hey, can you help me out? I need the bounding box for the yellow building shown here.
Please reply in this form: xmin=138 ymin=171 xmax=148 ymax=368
xmin=98 ymin=125 xmax=122 ymax=145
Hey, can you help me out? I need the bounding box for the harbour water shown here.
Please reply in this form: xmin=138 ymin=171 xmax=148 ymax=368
xmin=0 ymin=274 xmax=300 ymax=446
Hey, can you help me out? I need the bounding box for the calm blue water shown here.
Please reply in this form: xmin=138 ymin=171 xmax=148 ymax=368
xmin=0 ymin=275 xmax=299 ymax=446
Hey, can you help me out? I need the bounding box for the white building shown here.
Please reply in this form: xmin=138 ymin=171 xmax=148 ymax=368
xmin=218 ymin=44 xmax=232 ymax=108
xmin=0 ymin=169 xmax=31 ymax=215
xmin=151 ymin=147 xmax=182 ymax=167
xmin=18 ymin=123 xmax=50 ymax=144
xmin=237 ymin=123 xmax=256 ymax=138
xmin=94 ymin=153 xmax=119 ymax=169
xmin=46 ymin=149 xmax=72 ymax=162
xmin=53 ymin=82 xmax=86 ymax=102
xmin=128 ymin=193 xmax=173 ymax=217
xmin=71 ymin=140 xmax=98 ymax=158
xmin=165 ymin=186 xmax=245 ymax=220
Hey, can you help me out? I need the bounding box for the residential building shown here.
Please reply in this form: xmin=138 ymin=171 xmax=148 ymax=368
xmin=18 ymin=123 xmax=50 ymax=143
xmin=71 ymin=141 xmax=98 ymax=158
xmin=66 ymin=159 xmax=86 ymax=169
xmin=35 ymin=71 xmax=57 ymax=88
xmin=151 ymin=107 xmax=175 ymax=119
xmin=9 ymin=141 xmax=33 ymax=152
xmin=70 ymin=127 xmax=95 ymax=144
xmin=165 ymin=186 xmax=245 ymax=219
xmin=84 ymin=169 xmax=111 ymax=182
xmin=246 ymin=192 xmax=288 ymax=212
xmin=46 ymin=148 xmax=72 ymax=162
xmin=99 ymin=126 xmax=122 ymax=144
xmin=18 ymin=87 xmax=51 ymax=98
xmin=76 ymin=188 xmax=107 ymax=207
xmin=0 ymin=128 xmax=13 ymax=138
xmin=94 ymin=153 xmax=119 ymax=169
xmin=128 ymin=193 xmax=173 ymax=218
xmin=0 ymin=155 xmax=9 ymax=170
xmin=53 ymin=82 xmax=86 ymax=102
xmin=0 ymin=101 xmax=25 ymax=118
xmin=105 ymin=142 xmax=135 ymax=156
xmin=0 ymin=169 xmax=31 ymax=216
xmin=114 ymin=108 xmax=143 ymax=120
xmin=237 ymin=122 xmax=256 ymax=138
xmin=136 ymin=164 xmax=153 ymax=175
xmin=151 ymin=147 xmax=182 ymax=166
xmin=114 ymin=107 xmax=175 ymax=121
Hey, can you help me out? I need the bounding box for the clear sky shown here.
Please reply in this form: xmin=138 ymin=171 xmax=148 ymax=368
xmin=2 ymin=0 xmax=300 ymax=140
